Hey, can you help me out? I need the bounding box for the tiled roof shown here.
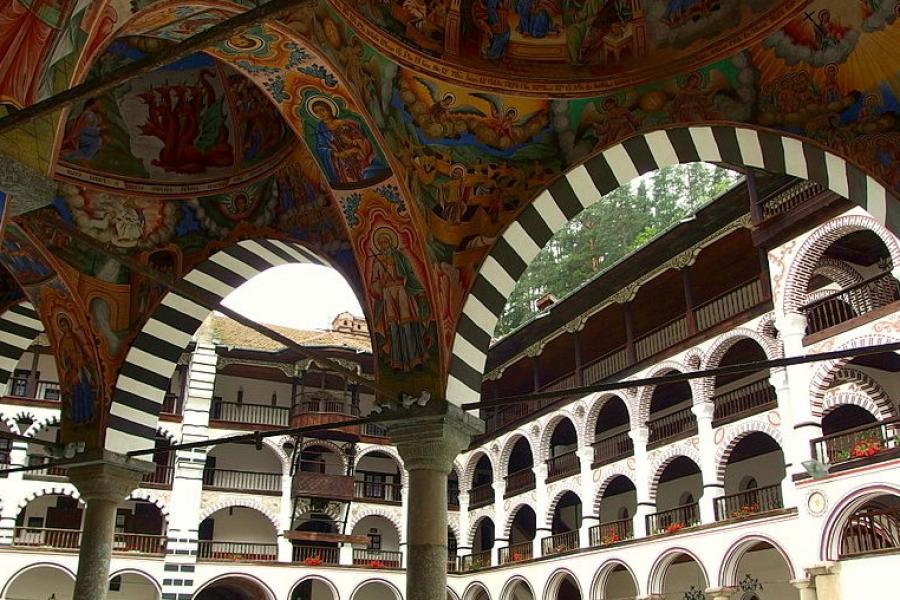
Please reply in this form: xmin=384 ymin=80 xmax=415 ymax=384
xmin=207 ymin=314 xmax=372 ymax=354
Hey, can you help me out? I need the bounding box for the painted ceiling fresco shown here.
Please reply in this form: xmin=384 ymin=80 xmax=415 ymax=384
xmin=0 ymin=0 xmax=896 ymax=446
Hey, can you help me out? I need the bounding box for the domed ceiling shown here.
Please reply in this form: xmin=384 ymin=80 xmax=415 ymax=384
xmin=55 ymin=37 xmax=296 ymax=195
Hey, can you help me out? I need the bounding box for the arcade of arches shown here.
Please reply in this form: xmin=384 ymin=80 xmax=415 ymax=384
xmin=0 ymin=1 xmax=897 ymax=600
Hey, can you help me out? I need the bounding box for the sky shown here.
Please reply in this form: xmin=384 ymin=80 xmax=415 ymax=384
xmin=221 ymin=263 xmax=363 ymax=331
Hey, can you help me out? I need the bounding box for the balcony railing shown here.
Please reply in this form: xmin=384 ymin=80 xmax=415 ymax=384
xmin=840 ymin=505 xmax=900 ymax=558
xmin=354 ymin=480 xmax=402 ymax=503
xmin=362 ymin=422 xmax=388 ymax=437
xmin=26 ymin=455 xmax=68 ymax=478
xmin=646 ymin=503 xmax=700 ymax=535
xmin=499 ymin=540 xmax=533 ymax=564
xmin=210 ymin=401 xmax=289 ymax=427
xmin=161 ymin=392 xmax=180 ymax=415
xmin=202 ymin=468 xmax=282 ymax=493
xmin=293 ymin=399 xmax=360 ymax=417
xmin=6 ymin=377 xmax=60 ymax=401
xmin=504 ymin=468 xmax=535 ymax=497
xmin=592 ymin=432 xmax=633 ymax=466
xmin=757 ymin=180 xmax=824 ymax=220
xmin=292 ymin=545 xmax=340 ymax=565
xmin=198 ymin=540 xmax=277 ymax=562
xmin=142 ymin=464 xmax=175 ymax=487
xmin=542 ymin=530 xmax=579 ymax=556
xmin=712 ymin=379 xmax=777 ymax=425
xmin=113 ymin=532 xmax=167 ymax=555
xmin=714 ymin=484 xmax=783 ymax=521
xmin=546 ymin=450 xmax=579 ymax=481
xmin=695 ymin=278 xmax=764 ymax=331
xmin=292 ymin=471 xmax=354 ymax=501
xmin=469 ymin=483 xmax=494 ymax=509
xmin=635 ymin=316 xmax=688 ymax=362
xmin=447 ymin=556 xmax=459 ymax=573
xmin=804 ymin=271 xmax=900 ymax=335
xmin=448 ymin=487 xmax=460 ymax=510
xmin=810 ymin=417 xmax=900 ymax=466
xmin=13 ymin=527 xmax=81 ymax=549
xmin=583 ymin=347 xmax=628 ymax=386
xmin=647 ymin=407 xmax=697 ymax=447
xmin=589 ymin=518 xmax=633 ymax=546
xmin=459 ymin=550 xmax=492 ymax=572
xmin=352 ymin=548 xmax=402 ymax=568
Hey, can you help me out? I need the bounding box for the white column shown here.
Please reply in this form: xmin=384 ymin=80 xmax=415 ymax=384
xmin=631 ymin=427 xmax=653 ymax=537
xmin=400 ymin=478 xmax=410 ymax=568
xmin=693 ymin=402 xmax=723 ymax=524
xmin=533 ymin=462 xmax=550 ymax=556
xmin=578 ymin=446 xmax=595 ymax=548
xmin=770 ymin=367 xmax=798 ymax=508
xmin=491 ymin=478 xmax=506 ymax=565
xmin=792 ymin=579 xmax=818 ymax=600
xmin=456 ymin=491 xmax=471 ymax=560
xmin=0 ymin=438 xmax=27 ymax=544
xmin=277 ymin=472 xmax=293 ymax=562
xmin=778 ymin=312 xmax=821 ymax=476
xmin=808 ymin=563 xmax=841 ymax=600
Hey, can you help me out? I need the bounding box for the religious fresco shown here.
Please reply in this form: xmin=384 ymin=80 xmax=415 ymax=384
xmin=56 ymin=40 xmax=295 ymax=193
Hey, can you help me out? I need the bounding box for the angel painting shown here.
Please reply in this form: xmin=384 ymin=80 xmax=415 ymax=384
xmin=467 ymin=92 xmax=550 ymax=149
xmin=575 ymin=94 xmax=642 ymax=150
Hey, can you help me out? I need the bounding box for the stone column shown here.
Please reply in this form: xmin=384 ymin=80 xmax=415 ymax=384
xmin=808 ymin=563 xmax=841 ymax=600
xmin=68 ymin=452 xmax=152 ymax=600
xmin=778 ymin=312 xmax=821 ymax=477
xmin=388 ymin=403 xmax=483 ymax=600
xmin=706 ymin=587 xmax=736 ymax=600
xmin=630 ymin=427 xmax=653 ymax=537
xmin=577 ymin=446 xmax=595 ymax=548
xmin=692 ymin=402 xmax=723 ymax=524
xmin=792 ymin=579 xmax=818 ymax=600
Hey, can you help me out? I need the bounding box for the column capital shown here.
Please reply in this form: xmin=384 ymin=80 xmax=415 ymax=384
xmin=67 ymin=450 xmax=154 ymax=503
xmin=705 ymin=586 xmax=737 ymax=600
xmin=791 ymin=579 xmax=815 ymax=590
xmin=386 ymin=401 xmax=484 ymax=472
xmin=630 ymin=426 xmax=650 ymax=444
xmin=691 ymin=401 xmax=715 ymax=420
xmin=806 ymin=561 xmax=839 ymax=576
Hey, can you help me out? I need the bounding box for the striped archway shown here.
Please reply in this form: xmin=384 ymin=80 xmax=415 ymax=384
xmin=104 ymin=238 xmax=331 ymax=454
xmin=446 ymin=125 xmax=898 ymax=405
xmin=0 ymin=301 xmax=44 ymax=386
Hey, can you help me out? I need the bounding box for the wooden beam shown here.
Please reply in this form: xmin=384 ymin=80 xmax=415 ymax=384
xmin=0 ymin=0 xmax=312 ymax=135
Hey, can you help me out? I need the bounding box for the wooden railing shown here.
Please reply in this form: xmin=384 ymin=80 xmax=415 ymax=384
xmin=546 ymin=450 xmax=579 ymax=481
xmin=459 ymin=550 xmax=492 ymax=571
xmin=541 ymin=530 xmax=579 ymax=556
xmin=26 ymin=455 xmax=68 ymax=477
xmin=447 ymin=556 xmax=460 ymax=573
xmin=540 ymin=372 xmax=578 ymax=393
xmin=469 ymin=482 xmax=494 ymax=509
xmin=210 ymin=401 xmax=289 ymax=427
xmin=353 ymin=548 xmax=402 ymax=568
xmin=840 ymin=504 xmax=900 ymax=558
xmin=142 ymin=464 xmax=175 ymax=487
xmin=582 ymin=347 xmax=628 ymax=386
xmin=695 ymin=278 xmax=764 ymax=331
xmin=499 ymin=540 xmax=533 ymax=564
xmin=635 ymin=316 xmax=688 ymax=362
xmin=292 ymin=545 xmax=340 ymax=565
xmin=161 ymin=392 xmax=180 ymax=415
xmin=362 ymin=422 xmax=389 ymax=437
xmin=647 ymin=407 xmax=697 ymax=447
xmin=6 ymin=377 xmax=60 ymax=401
xmin=198 ymin=540 xmax=277 ymax=562
xmin=13 ymin=527 xmax=81 ymax=549
xmin=202 ymin=468 xmax=282 ymax=493
xmin=712 ymin=379 xmax=777 ymax=425
xmin=504 ymin=467 xmax=535 ymax=496
xmin=646 ymin=503 xmax=700 ymax=535
xmin=810 ymin=417 xmax=900 ymax=466
xmin=589 ymin=518 xmax=632 ymax=546
xmin=114 ymin=532 xmax=167 ymax=555
xmin=714 ymin=484 xmax=783 ymax=521
xmin=592 ymin=432 xmax=633 ymax=466
xmin=293 ymin=399 xmax=360 ymax=417
xmin=448 ymin=487 xmax=460 ymax=510
xmin=354 ymin=480 xmax=402 ymax=503
xmin=757 ymin=180 xmax=824 ymax=220
xmin=803 ymin=271 xmax=899 ymax=335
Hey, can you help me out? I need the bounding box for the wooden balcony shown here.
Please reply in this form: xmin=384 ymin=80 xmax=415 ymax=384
xmin=840 ymin=504 xmax=900 ymax=558
xmin=210 ymin=400 xmax=288 ymax=428
xmin=352 ymin=548 xmax=402 ymax=568
xmin=647 ymin=407 xmax=697 ymax=449
xmin=589 ymin=518 xmax=632 ymax=546
xmin=504 ymin=467 xmax=535 ymax=497
xmin=541 ymin=530 xmax=579 ymax=556
xmin=499 ymin=540 xmax=533 ymax=564
xmin=292 ymin=544 xmax=340 ymax=565
xmin=646 ymin=503 xmax=700 ymax=535
xmin=459 ymin=550 xmax=491 ymax=572
xmin=714 ymin=484 xmax=783 ymax=521
xmin=13 ymin=528 xmax=167 ymax=556
xmin=142 ymin=464 xmax=175 ymax=488
xmin=803 ymin=272 xmax=900 ymax=339
xmin=292 ymin=471 xmax=354 ymax=501
xmin=448 ymin=486 xmax=460 ymax=511
xmin=546 ymin=450 xmax=580 ymax=482
xmin=24 ymin=456 xmax=68 ymax=479
xmin=592 ymin=432 xmax=633 ymax=467
xmin=810 ymin=417 xmax=900 ymax=468
xmin=712 ymin=379 xmax=777 ymax=426
xmin=290 ymin=397 xmax=361 ymax=439
xmin=469 ymin=482 xmax=494 ymax=509
xmin=199 ymin=540 xmax=277 ymax=562
xmin=354 ymin=480 xmax=402 ymax=504
xmin=202 ymin=468 xmax=281 ymax=494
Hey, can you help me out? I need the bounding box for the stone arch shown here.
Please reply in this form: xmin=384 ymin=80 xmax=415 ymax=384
xmin=446 ymin=125 xmax=899 ymax=406
xmin=194 ymin=574 xmax=277 ymax=600
xmin=497 ymin=432 xmax=535 ymax=476
xmin=593 ymin=472 xmax=637 ymax=513
xmin=467 ymin=514 xmax=495 ymax=548
xmin=713 ymin=422 xmax=784 ymax=484
xmin=300 ymin=438 xmax=350 ymax=472
xmin=0 ymin=562 xmax=75 ymax=599
xmin=757 ymin=313 xmax=780 ymax=341
xmin=702 ymin=327 xmax=782 ymax=371
xmin=0 ymin=411 xmax=19 ymax=433
xmin=108 ymin=568 xmax=162 ymax=596
xmin=818 ymin=367 xmax=895 ymax=419
xmin=23 ymin=415 xmax=59 ymax=438
xmin=462 ymin=450 xmax=495 ymax=491
xmin=718 ymin=534 xmax=797 ymax=588
xmin=291 ymin=575 xmax=341 ymax=600
xmin=634 ymin=360 xmax=698 ymax=426
xmin=591 ymin=559 xmax=641 ymax=600
xmin=813 ymin=257 xmax=866 ymax=289
xmin=17 ymin=487 xmax=82 ymax=516
xmin=543 ymin=568 xmax=583 ymax=600
xmin=538 ymin=411 xmax=581 ymax=463
xmin=502 ymin=503 xmax=535 ymax=539
xmin=500 ymin=575 xmax=536 ymax=600
xmin=462 ymin=582 xmax=491 ymax=600
xmin=782 ymin=213 xmax=900 ymax=315
xmin=809 ymin=333 xmax=900 ymax=412
xmin=648 ymin=447 xmax=703 ymax=502
xmin=583 ymin=393 xmax=633 ymax=444
xmin=104 ymin=238 xmax=334 ymax=455
xmin=198 ymin=497 xmax=280 ymax=532
xmin=355 ymin=445 xmax=406 ymax=485
xmin=819 ymin=483 xmax=900 ymax=561
xmin=683 ymin=348 xmax=703 ymax=371
xmin=647 ymin=547 xmax=709 ymax=596
xmin=125 ymin=491 xmax=171 ymax=528
xmin=350 ymin=579 xmax=403 ymax=600
xmin=347 ymin=507 xmax=404 ymax=538
xmin=545 ymin=489 xmax=582 ymax=528
xmin=0 ymin=301 xmax=45 ymax=387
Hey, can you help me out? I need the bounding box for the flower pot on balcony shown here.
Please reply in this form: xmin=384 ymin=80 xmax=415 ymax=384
xmin=303 ymin=556 xmax=323 ymax=566
xmin=664 ymin=522 xmax=685 ymax=534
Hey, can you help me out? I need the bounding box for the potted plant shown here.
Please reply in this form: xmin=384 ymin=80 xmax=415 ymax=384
xmin=512 ymin=551 xmax=524 ymax=562
xmin=368 ymin=559 xmax=385 ymax=569
xmin=665 ymin=522 xmax=685 ymax=534
xmin=850 ymin=436 xmax=884 ymax=458
xmin=303 ymin=555 xmax=323 ymax=566
xmin=601 ymin=532 xmax=620 ymax=544
xmin=731 ymin=503 xmax=760 ymax=519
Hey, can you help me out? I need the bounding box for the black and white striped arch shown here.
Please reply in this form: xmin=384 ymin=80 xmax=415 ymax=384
xmin=447 ymin=125 xmax=899 ymax=405
xmin=105 ymin=238 xmax=326 ymax=454
xmin=0 ymin=302 xmax=44 ymax=385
